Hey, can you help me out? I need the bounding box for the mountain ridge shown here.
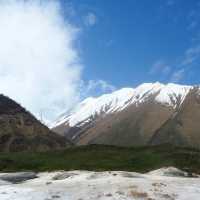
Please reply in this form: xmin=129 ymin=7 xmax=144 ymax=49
xmin=51 ymin=82 xmax=193 ymax=128
xmin=51 ymin=82 xmax=200 ymax=149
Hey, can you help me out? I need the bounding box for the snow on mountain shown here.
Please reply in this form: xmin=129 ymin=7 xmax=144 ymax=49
xmin=155 ymin=83 xmax=191 ymax=108
xmin=51 ymin=82 xmax=192 ymax=128
xmin=51 ymin=87 xmax=135 ymax=128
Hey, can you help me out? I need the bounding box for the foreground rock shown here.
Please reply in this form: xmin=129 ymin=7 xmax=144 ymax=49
xmin=0 ymin=168 xmax=200 ymax=199
xmin=0 ymin=172 xmax=37 ymax=183
xmin=148 ymin=167 xmax=199 ymax=177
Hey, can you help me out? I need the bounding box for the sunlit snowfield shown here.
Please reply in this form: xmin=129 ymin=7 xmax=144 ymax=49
xmin=0 ymin=168 xmax=200 ymax=200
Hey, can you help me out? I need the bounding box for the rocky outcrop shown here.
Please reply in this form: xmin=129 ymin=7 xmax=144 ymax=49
xmin=0 ymin=94 xmax=71 ymax=152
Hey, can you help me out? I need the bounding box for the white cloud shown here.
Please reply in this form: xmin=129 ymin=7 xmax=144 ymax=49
xmin=166 ymin=0 xmax=175 ymax=6
xmin=187 ymin=20 xmax=198 ymax=30
xmin=170 ymin=45 xmax=200 ymax=82
xmin=88 ymin=80 xmax=116 ymax=92
xmin=0 ymin=0 xmax=83 ymax=122
xmin=81 ymin=80 xmax=116 ymax=98
xmin=149 ymin=60 xmax=171 ymax=76
xmin=84 ymin=12 xmax=97 ymax=26
xmin=181 ymin=45 xmax=200 ymax=66
xmin=158 ymin=42 xmax=200 ymax=83
xmin=170 ymin=69 xmax=185 ymax=83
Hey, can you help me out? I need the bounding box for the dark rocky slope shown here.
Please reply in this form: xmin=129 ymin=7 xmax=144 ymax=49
xmin=0 ymin=94 xmax=70 ymax=152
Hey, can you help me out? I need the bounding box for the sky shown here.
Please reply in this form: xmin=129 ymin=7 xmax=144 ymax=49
xmin=0 ymin=0 xmax=200 ymax=122
xmin=64 ymin=0 xmax=200 ymax=88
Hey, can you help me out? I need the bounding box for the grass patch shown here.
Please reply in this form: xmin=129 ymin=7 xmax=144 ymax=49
xmin=0 ymin=144 xmax=200 ymax=173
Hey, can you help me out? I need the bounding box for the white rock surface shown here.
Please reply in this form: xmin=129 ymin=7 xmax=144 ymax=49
xmin=148 ymin=167 xmax=191 ymax=177
xmin=51 ymin=82 xmax=192 ymax=128
xmin=0 ymin=169 xmax=200 ymax=200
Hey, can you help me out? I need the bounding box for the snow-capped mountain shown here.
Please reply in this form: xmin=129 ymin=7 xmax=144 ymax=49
xmin=51 ymin=82 xmax=191 ymax=128
xmin=52 ymin=82 xmax=200 ymax=149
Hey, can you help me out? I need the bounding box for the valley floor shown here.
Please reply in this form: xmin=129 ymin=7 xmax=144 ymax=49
xmin=0 ymin=168 xmax=200 ymax=200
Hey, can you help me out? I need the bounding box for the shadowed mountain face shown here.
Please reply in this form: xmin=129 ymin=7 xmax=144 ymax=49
xmin=0 ymin=94 xmax=70 ymax=152
xmin=52 ymin=83 xmax=200 ymax=149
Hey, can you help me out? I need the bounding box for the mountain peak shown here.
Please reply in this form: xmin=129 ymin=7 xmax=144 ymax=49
xmin=51 ymin=82 xmax=194 ymax=128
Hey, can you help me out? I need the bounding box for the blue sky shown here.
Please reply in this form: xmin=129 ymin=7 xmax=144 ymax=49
xmin=61 ymin=0 xmax=200 ymax=89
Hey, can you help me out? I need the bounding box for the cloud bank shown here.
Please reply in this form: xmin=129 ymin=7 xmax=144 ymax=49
xmin=0 ymin=0 xmax=82 ymax=122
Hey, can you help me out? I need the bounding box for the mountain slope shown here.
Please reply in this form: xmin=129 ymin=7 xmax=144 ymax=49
xmin=0 ymin=94 xmax=70 ymax=152
xmin=150 ymin=87 xmax=200 ymax=148
xmin=52 ymin=82 xmax=200 ymax=148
